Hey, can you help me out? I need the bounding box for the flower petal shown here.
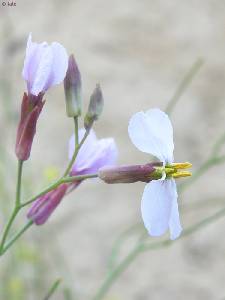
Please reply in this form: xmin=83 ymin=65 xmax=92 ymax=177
xmin=69 ymin=128 xmax=97 ymax=162
xmin=43 ymin=42 xmax=68 ymax=90
xmin=30 ymin=46 xmax=53 ymax=95
xmin=128 ymin=109 xmax=174 ymax=164
xmin=69 ymin=129 xmax=118 ymax=175
xmin=22 ymin=34 xmax=68 ymax=96
xmin=169 ymin=179 xmax=182 ymax=240
xmin=141 ymin=179 xmax=177 ymax=238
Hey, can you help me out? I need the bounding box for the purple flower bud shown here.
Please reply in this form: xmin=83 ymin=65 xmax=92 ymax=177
xmin=27 ymin=184 xmax=67 ymax=225
xmin=15 ymin=93 xmax=45 ymax=161
xmin=84 ymin=84 xmax=103 ymax=130
xmin=98 ymin=163 xmax=161 ymax=184
xmin=64 ymin=54 xmax=82 ymax=117
xmin=22 ymin=34 xmax=68 ymax=96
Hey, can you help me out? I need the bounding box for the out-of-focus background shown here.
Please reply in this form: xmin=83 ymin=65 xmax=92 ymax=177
xmin=0 ymin=0 xmax=225 ymax=299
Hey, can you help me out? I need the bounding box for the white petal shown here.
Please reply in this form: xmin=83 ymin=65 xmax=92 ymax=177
xmin=128 ymin=109 xmax=174 ymax=164
xmin=45 ymin=42 xmax=68 ymax=88
xmin=22 ymin=35 xmax=68 ymax=95
xmin=30 ymin=45 xmax=53 ymax=95
xmin=141 ymin=179 xmax=176 ymax=237
xmin=169 ymin=179 xmax=182 ymax=240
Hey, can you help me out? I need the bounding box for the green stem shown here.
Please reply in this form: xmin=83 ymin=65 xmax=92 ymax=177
xmin=93 ymin=245 xmax=142 ymax=300
xmin=62 ymin=173 xmax=98 ymax=183
xmin=63 ymin=116 xmax=83 ymax=177
xmin=0 ymin=220 xmax=33 ymax=255
xmin=21 ymin=173 xmax=98 ymax=207
xmin=43 ymin=278 xmax=62 ymax=300
xmin=93 ymin=206 xmax=225 ymax=300
xmin=179 ymin=155 xmax=225 ymax=193
xmin=74 ymin=117 xmax=79 ymax=150
xmin=166 ymin=58 xmax=204 ymax=115
xmin=0 ymin=160 xmax=24 ymax=252
xmin=16 ymin=160 xmax=23 ymax=207
xmin=0 ymin=206 xmax=20 ymax=252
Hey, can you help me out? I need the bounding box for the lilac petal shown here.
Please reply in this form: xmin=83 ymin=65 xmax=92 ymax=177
xmin=30 ymin=46 xmax=53 ymax=96
xmin=141 ymin=179 xmax=176 ymax=237
xmin=128 ymin=109 xmax=174 ymax=164
xmin=43 ymin=42 xmax=68 ymax=90
xmin=81 ymin=138 xmax=118 ymax=174
xmin=69 ymin=129 xmax=97 ymax=161
xmin=22 ymin=34 xmax=68 ymax=96
xmin=169 ymin=179 xmax=182 ymax=240
xmin=69 ymin=128 xmax=118 ymax=175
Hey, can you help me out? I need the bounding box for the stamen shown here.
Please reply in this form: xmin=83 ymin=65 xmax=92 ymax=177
xmin=172 ymin=171 xmax=192 ymax=178
xmin=168 ymin=162 xmax=192 ymax=169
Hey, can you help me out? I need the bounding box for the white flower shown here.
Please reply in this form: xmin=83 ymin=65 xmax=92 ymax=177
xmin=128 ymin=108 xmax=182 ymax=240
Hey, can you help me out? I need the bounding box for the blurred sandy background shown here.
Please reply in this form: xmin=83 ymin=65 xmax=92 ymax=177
xmin=0 ymin=0 xmax=225 ymax=299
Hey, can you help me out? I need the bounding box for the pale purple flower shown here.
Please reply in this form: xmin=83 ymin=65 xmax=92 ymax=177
xmin=128 ymin=108 xmax=182 ymax=240
xmin=22 ymin=33 xmax=68 ymax=96
xmin=27 ymin=129 xmax=117 ymax=225
xmin=69 ymin=128 xmax=118 ymax=178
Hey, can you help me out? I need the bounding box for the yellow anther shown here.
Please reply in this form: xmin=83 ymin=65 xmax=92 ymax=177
xmin=168 ymin=162 xmax=192 ymax=169
xmin=172 ymin=171 xmax=192 ymax=178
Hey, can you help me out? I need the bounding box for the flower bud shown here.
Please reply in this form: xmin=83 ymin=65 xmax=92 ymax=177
xmin=15 ymin=93 xmax=45 ymax=161
xmin=64 ymin=54 xmax=82 ymax=117
xmin=98 ymin=163 xmax=161 ymax=184
xmin=27 ymin=184 xmax=67 ymax=225
xmin=84 ymin=84 xmax=103 ymax=130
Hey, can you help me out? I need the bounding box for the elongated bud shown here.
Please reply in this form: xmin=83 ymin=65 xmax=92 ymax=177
xmin=27 ymin=184 xmax=67 ymax=225
xmin=84 ymin=84 xmax=103 ymax=130
xmin=64 ymin=54 xmax=82 ymax=117
xmin=98 ymin=163 xmax=162 ymax=184
xmin=15 ymin=93 xmax=45 ymax=161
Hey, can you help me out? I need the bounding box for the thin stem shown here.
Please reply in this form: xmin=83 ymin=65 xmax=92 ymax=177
xmin=74 ymin=117 xmax=79 ymax=149
xmin=21 ymin=120 xmax=90 ymax=207
xmin=63 ymin=130 xmax=89 ymax=177
xmin=210 ymin=132 xmax=225 ymax=157
xmin=166 ymin=58 xmax=204 ymax=115
xmin=63 ymin=116 xmax=83 ymax=177
xmin=20 ymin=179 xmax=62 ymax=207
xmin=93 ymin=245 xmax=142 ymax=300
xmin=0 ymin=160 xmax=24 ymax=252
xmin=0 ymin=206 xmax=20 ymax=252
xmin=16 ymin=160 xmax=23 ymax=207
xmin=179 ymin=155 xmax=225 ymax=193
xmin=43 ymin=278 xmax=62 ymax=300
xmin=107 ymin=223 xmax=143 ymax=273
xmin=0 ymin=220 xmax=33 ymax=255
xmin=62 ymin=173 xmax=98 ymax=183
xmin=93 ymin=206 xmax=225 ymax=300
xmin=21 ymin=173 xmax=98 ymax=207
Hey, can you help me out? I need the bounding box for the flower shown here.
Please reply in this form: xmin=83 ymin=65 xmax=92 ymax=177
xmin=128 ymin=108 xmax=190 ymax=240
xmin=69 ymin=128 xmax=118 ymax=177
xmin=16 ymin=34 xmax=68 ymax=160
xmin=27 ymin=129 xmax=118 ymax=225
xmin=27 ymin=184 xmax=67 ymax=225
xmin=22 ymin=33 xmax=68 ymax=96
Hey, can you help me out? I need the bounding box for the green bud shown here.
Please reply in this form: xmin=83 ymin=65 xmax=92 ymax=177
xmin=84 ymin=84 xmax=104 ymax=130
xmin=64 ymin=54 xmax=82 ymax=117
